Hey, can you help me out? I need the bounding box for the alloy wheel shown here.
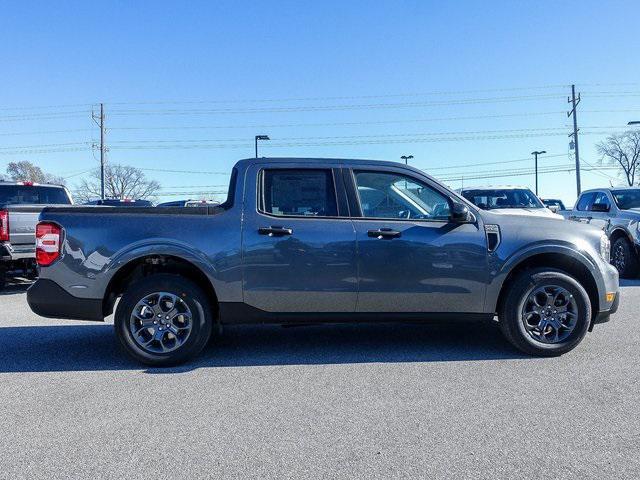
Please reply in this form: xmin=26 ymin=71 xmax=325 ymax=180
xmin=521 ymin=284 xmax=578 ymax=344
xmin=129 ymin=292 xmax=193 ymax=354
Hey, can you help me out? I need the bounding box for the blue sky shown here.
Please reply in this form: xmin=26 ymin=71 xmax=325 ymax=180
xmin=1 ymin=0 xmax=639 ymax=204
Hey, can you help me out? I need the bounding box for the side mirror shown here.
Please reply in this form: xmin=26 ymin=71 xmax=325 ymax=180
xmin=451 ymin=202 xmax=473 ymax=223
xmin=591 ymin=203 xmax=610 ymax=212
xmin=547 ymin=205 xmax=559 ymax=213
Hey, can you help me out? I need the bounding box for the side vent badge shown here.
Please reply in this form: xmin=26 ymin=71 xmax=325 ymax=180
xmin=484 ymin=224 xmax=501 ymax=252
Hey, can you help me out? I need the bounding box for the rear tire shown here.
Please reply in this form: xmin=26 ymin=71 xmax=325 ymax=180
xmin=611 ymin=237 xmax=638 ymax=278
xmin=499 ymin=269 xmax=591 ymax=357
xmin=115 ymin=274 xmax=213 ymax=366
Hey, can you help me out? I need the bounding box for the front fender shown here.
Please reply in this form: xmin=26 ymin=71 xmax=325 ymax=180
xmin=485 ymin=242 xmax=604 ymax=313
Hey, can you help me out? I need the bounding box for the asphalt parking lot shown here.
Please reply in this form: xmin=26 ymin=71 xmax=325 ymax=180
xmin=1 ymin=280 xmax=639 ymax=479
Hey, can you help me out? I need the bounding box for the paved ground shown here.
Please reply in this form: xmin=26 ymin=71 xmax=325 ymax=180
xmin=1 ymin=280 xmax=639 ymax=479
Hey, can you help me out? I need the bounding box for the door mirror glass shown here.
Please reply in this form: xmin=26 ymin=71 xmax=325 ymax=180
xmin=451 ymin=202 xmax=473 ymax=223
xmin=591 ymin=202 xmax=610 ymax=212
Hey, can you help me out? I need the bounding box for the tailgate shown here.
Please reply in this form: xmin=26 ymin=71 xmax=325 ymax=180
xmin=6 ymin=205 xmax=44 ymax=246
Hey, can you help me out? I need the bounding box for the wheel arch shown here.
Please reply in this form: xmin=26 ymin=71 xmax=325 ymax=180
xmin=493 ymin=250 xmax=600 ymax=325
xmin=102 ymin=254 xmax=220 ymax=322
xmin=610 ymin=227 xmax=634 ymax=244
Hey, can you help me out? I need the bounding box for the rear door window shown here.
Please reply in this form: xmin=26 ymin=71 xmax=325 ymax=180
xmin=260 ymin=169 xmax=338 ymax=217
xmin=0 ymin=186 xmax=71 ymax=205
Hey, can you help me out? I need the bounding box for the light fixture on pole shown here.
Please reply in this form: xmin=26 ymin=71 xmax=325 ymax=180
xmin=531 ymin=150 xmax=546 ymax=196
xmin=255 ymin=135 xmax=270 ymax=158
xmin=628 ymin=121 xmax=640 ymax=125
xmin=400 ymin=155 xmax=414 ymax=165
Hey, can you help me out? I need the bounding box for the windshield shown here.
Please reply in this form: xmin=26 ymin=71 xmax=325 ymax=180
xmin=461 ymin=188 xmax=544 ymax=210
xmin=612 ymin=189 xmax=640 ymax=210
xmin=0 ymin=185 xmax=71 ymax=205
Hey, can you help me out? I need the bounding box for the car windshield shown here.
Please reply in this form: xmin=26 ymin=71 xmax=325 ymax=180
xmin=0 ymin=185 xmax=71 ymax=205
xmin=461 ymin=188 xmax=544 ymax=210
xmin=612 ymin=189 xmax=640 ymax=210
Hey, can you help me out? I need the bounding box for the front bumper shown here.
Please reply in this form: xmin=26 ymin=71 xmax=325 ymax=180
xmin=592 ymin=290 xmax=619 ymax=327
xmin=27 ymin=279 xmax=104 ymax=321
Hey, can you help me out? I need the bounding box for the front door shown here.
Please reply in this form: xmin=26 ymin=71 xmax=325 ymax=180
xmin=242 ymin=163 xmax=358 ymax=313
xmin=588 ymin=191 xmax=614 ymax=232
xmin=347 ymin=168 xmax=488 ymax=313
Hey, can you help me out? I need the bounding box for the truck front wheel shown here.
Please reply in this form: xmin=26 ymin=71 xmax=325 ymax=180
xmin=611 ymin=237 xmax=638 ymax=278
xmin=499 ymin=269 xmax=591 ymax=356
xmin=115 ymin=274 xmax=213 ymax=366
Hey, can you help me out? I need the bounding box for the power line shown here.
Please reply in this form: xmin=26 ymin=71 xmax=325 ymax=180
xmin=100 ymin=85 xmax=572 ymax=106
xmin=106 ymin=94 xmax=567 ymax=116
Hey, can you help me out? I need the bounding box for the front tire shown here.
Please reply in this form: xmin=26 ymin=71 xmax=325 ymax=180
xmin=499 ymin=269 xmax=591 ymax=357
xmin=611 ymin=237 xmax=638 ymax=278
xmin=115 ymin=274 xmax=213 ymax=366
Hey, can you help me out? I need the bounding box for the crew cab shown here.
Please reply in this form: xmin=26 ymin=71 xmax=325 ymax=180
xmin=27 ymin=158 xmax=619 ymax=365
xmin=568 ymin=187 xmax=640 ymax=277
xmin=0 ymin=181 xmax=72 ymax=288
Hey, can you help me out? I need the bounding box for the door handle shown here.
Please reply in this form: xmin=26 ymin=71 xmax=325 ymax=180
xmin=258 ymin=226 xmax=293 ymax=237
xmin=368 ymin=228 xmax=401 ymax=239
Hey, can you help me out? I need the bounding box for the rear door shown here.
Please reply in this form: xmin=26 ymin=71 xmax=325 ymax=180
xmin=346 ymin=166 xmax=489 ymax=313
xmin=241 ymin=162 xmax=358 ymax=313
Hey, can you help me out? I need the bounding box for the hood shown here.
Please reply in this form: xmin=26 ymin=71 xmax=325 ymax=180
xmin=485 ymin=207 xmax=564 ymax=219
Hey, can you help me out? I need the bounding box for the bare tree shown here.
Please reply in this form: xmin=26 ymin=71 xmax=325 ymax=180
xmin=596 ymin=130 xmax=640 ymax=186
xmin=75 ymin=164 xmax=161 ymax=203
xmin=6 ymin=161 xmax=66 ymax=185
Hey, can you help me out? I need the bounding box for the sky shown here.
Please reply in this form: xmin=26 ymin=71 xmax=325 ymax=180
xmin=1 ymin=0 xmax=639 ymax=205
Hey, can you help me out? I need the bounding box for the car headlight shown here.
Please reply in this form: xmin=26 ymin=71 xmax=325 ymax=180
xmin=600 ymin=234 xmax=611 ymax=263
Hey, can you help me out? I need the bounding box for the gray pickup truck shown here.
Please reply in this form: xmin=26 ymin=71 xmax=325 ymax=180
xmin=27 ymin=158 xmax=619 ymax=366
xmin=0 ymin=181 xmax=73 ymax=288
xmin=567 ymin=187 xmax=640 ymax=278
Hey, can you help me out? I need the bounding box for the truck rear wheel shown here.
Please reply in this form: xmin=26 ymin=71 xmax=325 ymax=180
xmin=115 ymin=274 xmax=213 ymax=366
xmin=499 ymin=269 xmax=591 ymax=356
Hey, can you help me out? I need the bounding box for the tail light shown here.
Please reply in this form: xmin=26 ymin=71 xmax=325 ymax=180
xmin=0 ymin=210 xmax=8 ymax=242
xmin=36 ymin=222 xmax=62 ymax=266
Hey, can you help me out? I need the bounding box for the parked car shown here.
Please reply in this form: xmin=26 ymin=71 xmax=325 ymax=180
xmin=27 ymin=158 xmax=619 ymax=365
xmin=567 ymin=187 xmax=640 ymax=277
xmin=0 ymin=181 xmax=73 ymax=288
xmin=459 ymin=186 xmax=563 ymax=219
xmin=542 ymin=198 xmax=567 ymax=213
xmin=84 ymin=198 xmax=154 ymax=207
xmin=157 ymin=199 xmax=219 ymax=207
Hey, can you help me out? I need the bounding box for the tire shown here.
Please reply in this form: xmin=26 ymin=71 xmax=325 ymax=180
xmin=499 ymin=269 xmax=592 ymax=357
xmin=611 ymin=237 xmax=638 ymax=279
xmin=115 ymin=274 xmax=213 ymax=366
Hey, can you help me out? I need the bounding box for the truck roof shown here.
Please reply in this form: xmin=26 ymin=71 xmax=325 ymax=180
xmin=233 ymin=157 xmax=438 ymax=180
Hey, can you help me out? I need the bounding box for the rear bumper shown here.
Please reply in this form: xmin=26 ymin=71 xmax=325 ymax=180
xmin=1 ymin=242 xmax=35 ymax=261
xmin=27 ymin=279 xmax=104 ymax=321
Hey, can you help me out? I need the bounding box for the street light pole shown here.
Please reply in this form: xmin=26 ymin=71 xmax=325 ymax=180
xmin=255 ymin=135 xmax=270 ymax=158
xmin=531 ymin=150 xmax=546 ymax=196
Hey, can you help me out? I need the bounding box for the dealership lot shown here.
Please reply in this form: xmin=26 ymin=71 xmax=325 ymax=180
xmin=0 ymin=281 xmax=639 ymax=479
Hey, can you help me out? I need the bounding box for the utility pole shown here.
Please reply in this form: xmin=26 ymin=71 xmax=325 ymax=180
xmin=531 ymin=150 xmax=546 ymax=196
xmin=92 ymin=103 xmax=106 ymax=199
xmin=567 ymin=85 xmax=581 ymax=196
